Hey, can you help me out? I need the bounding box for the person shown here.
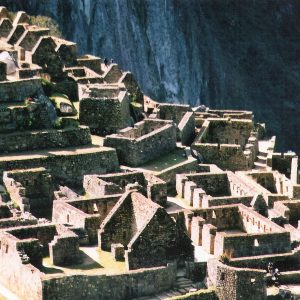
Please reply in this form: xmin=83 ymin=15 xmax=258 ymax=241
xmin=104 ymin=57 xmax=108 ymax=66
xmin=267 ymin=262 xmax=274 ymax=275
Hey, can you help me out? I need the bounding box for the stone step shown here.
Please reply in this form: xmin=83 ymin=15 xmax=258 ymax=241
xmin=155 ymin=292 xmax=170 ymax=300
xmin=177 ymin=283 xmax=193 ymax=289
xmin=256 ymin=155 xmax=267 ymax=164
xmin=176 ymin=278 xmax=192 ymax=283
xmin=254 ymin=162 xmax=267 ymax=170
xmin=177 ymin=288 xmax=188 ymax=294
xmin=258 ymin=151 xmax=268 ymax=157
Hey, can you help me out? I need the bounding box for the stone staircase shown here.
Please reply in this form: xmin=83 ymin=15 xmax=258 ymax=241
xmin=254 ymin=151 xmax=268 ymax=170
xmin=133 ymin=270 xmax=196 ymax=300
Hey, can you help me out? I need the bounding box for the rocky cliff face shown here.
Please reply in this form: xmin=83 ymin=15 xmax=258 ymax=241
xmin=3 ymin=0 xmax=300 ymax=151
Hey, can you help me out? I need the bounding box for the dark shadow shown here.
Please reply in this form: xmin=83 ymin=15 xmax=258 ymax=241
xmin=65 ymin=250 xmax=103 ymax=270
xmin=40 ymin=265 xmax=64 ymax=274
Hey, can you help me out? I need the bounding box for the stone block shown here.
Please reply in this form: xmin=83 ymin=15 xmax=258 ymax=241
xmin=111 ymin=243 xmax=125 ymax=261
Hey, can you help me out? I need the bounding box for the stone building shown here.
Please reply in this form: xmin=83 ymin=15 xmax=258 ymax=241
xmin=99 ymin=191 xmax=193 ymax=270
xmin=3 ymin=167 xmax=53 ymax=217
xmin=0 ymin=6 xmax=299 ymax=300
xmin=104 ymin=119 xmax=177 ymax=166
xmin=79 ymin=84 xmax=132 ymax=135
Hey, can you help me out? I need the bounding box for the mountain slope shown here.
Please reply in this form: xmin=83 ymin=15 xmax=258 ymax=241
xmin=2 ymin=0 xmax=300 ymax=151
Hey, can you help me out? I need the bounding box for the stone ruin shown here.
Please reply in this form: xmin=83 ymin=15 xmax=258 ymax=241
xmin=0 ymin=6 xmax=298 ymax=300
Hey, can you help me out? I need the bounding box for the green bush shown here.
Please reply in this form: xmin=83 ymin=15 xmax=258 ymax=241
xmin=41 ymin=78 xmax=54 ymax=97
xmin=29 ymin=15 xmax=62 ymax=38
xmin=54 ymin=117 xmax=79 ymax=129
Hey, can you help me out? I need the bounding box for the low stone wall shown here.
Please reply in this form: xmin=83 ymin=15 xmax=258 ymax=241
xmin=41 ymin=263 xmax=177 ymax=300
xmin=204 ymin=195 xmax=253 ymax=207
xmin=0 ymin=217 xmax=37 ymax=229
xmin=193 ymin=143 xmax=251 ymax=171
xmin=178 ymin=112 xmax=195 ymax=146
xmin=157 ymin=158 xmax=200 ymax=193
xmin=0 ymin=126 xmax=91 ymax=153
xmin=0 ymin=78 xmax=42 ymax=102
xmin=104 ymin=122 xmax=177 ymax=167
xmin=214 ymin=231 xmax=291 ymax=258
xmin=229 ymin=248 xmax=300 ymax=271
xmin=207 ymin=259 xmax=266 ymax=300
xmin=0 ymin=147 xmax=120 ymax=184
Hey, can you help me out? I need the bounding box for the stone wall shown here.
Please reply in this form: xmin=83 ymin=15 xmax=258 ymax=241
xmin=176 ymin=172 xmax=231 ymax=198
xmin=104 ymin=120 xmax=177 ymax=167
xmin=99 ymin=194 xmax=137 ymax=251
xmin=126 ymin=208 xmax=178 ymax=270
xmin=207 ymin=259 xmax=266 ymax=300
xmin=0 ymin=18 xmax=12 ymax=38
xmin=41 ymin=263 xmax=177 ymax=300
xmin=79 ymin=92 xmax=131 ymax=135
xmin=274 ymin=200 xmax=300 ymax=226
xmin=193 ymin=143 xmax=251 ymax=171
xmin=6 ymin=224 xmax=57 ymax=257
xmin=3 ymin=167 xmax=53 ymax=215
xmin=31 ymin=36 xmax=64 ymax=80
xmin=214 ymin=231 xmax=291 ymax=258
xmin=119 ymin=71 xmax=143 ymax=103
xmin=0 ymin=147 xmax=120 ymax=184
xmin=103 ymin=64 xmax=123 ymax=83
xmin=156 ymin=158 xmax=200 ymax=193
xmin=84 ymin=172 xmax=146 ymax=195
xmin=0 ymin=61 xmax=6 ymax=81
xmin=192 ymin=205 xmax=242 ymax=231
xmin=269 ymin=152 xmax=297 ymax=180
xmin=77 ymin=55 xmax=102 ymax=74
xmin=0 ymin=217 xmax=37 ymax=229
xmin=7 ymin=23 xmax=25 ymax=45
xmin=202 ymin=195 xmax=253 ymax=208
xmin=146 ymin=174 xmax=168 ymax=205
xmin=158 ymin=103 xmax=190 ymax=124
xmin=0 ymin=231 xmax=43 ymax=300
xmin=178 ymin=111 xmax=195 ymax=146
xmin=239 ymin=204 xmax=285 ymax=234
xmin=0 ymin=78 xmax=42 ymax=102
xmin=17 ymin=28 xmax=50 ymax=51
xmin=0 ymin=126 xmax=91 ymax=153
xmin=201 ymin=119 xmax=253 ymax=147
xmin=49 ymin=234 xmax=80 ymax=266
xmin=229 ymin=248 xmax=300 ymax=271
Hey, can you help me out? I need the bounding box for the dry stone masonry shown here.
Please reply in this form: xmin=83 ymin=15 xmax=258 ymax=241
xmin=0 ymin=6 xmax=298 ymax=300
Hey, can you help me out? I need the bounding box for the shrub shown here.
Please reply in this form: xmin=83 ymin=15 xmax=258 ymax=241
xmin=29 ymin=15 xmax=62 ymax=38
xmin=219 ymin=249 xmax=234 ymax=264
xmin=41 ymin=78 xmax=54 ymax=97
xmin=54 ymin=117 xmax=79 ymax=129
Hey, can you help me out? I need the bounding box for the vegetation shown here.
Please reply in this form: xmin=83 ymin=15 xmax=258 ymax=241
xmin=41 ymin=78 xmax=54 ymax=97
xmin=54 ymin=117 xmax=79 ymax=130
xmin=7 ymin=11 xmax=62 ymax=38
xmin=219 ymin=249 xmax=234 ymax=264
xmin=130 ymin=93 xmax=142 ymax=108
xmin=41 ymin=78 xmax=78 ymax=101
xmin=29 ymin=15 xmax=62 ymax=38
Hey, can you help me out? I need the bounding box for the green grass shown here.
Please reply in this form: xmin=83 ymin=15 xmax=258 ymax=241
xmin=138 ymin=149 xmax=187 ymax=172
